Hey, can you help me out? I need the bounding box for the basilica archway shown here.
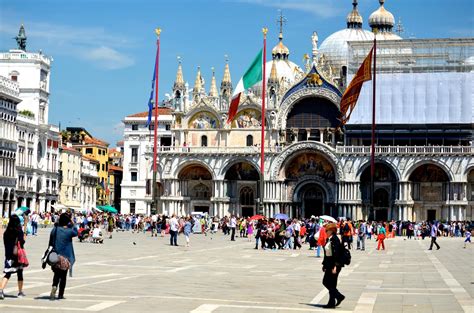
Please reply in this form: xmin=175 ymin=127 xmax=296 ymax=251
xmin=467 ymin=169 xmax=474 ymax=220
xmin=224 ymin=161 xmax=259 ymax=216
xmin=178 ymin=164 xmax=213 ymax=214
xmin=359 ymin=162 xmax=398 ymax=221
xmin=286 ymin=97 xmax=340 ymax=144
xmin=283 ymin=151 xmax=336 ymax=218
xmin=409 ymin=163 xmax=449 ymax=221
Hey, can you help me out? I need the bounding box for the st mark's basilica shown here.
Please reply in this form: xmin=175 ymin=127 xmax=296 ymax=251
xmin=120 ymin=0 xmax=474 ymax=222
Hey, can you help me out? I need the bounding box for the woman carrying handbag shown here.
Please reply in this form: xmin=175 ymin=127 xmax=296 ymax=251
xmin=48 ymin=213 xmax=78 ymax=300
xmin=0 ymin=215 xmax=27 ymax=299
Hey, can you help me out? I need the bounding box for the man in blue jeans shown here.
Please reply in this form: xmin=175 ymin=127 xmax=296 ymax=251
xmin=169 ymin=214 xmax=179 ymax=246
xmin=30 ymin=211 xmax=39 ymax=236
xmin=357 ymin=221 xmax=366 ymax=251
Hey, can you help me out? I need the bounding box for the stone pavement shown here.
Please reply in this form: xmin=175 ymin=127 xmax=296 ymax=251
xmin=0 ymin=228 xmax=472 ymax=313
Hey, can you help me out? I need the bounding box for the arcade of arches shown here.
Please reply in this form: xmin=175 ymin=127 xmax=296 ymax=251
xmin=157 ymin=159 xmax=471 ymax=221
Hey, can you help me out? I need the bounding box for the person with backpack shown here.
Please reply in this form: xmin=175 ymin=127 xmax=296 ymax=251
xmin=341 ymin=220 xmax=353 ymax=250
xmin=0 ymin=215 xmax=26 ymax=300
xmin=48 ymin=213 xmax=78 ymax=300
xmin=321 ymin=223 xmax=346 ymax=309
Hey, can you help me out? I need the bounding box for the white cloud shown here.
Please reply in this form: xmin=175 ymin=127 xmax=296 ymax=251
xmin=0 ymin=20 xmax=135 ymax=70
xmin=83 ymin=46 xmax=135 ymax=70
xmin=230 ymin=0 xmax=344 ymax=18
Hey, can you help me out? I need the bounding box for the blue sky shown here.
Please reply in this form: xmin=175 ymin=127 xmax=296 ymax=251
xmin=1 ymin=0 xmax=473 ymax=145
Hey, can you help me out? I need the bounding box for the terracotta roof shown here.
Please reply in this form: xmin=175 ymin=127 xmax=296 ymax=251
xmin=127 ymin=107 xmax=172 ymax=118
xmin=82 ymin=155 xmax=100 ymax=163
xmin=108 ymin=165 xmax=123 ymax=172
xmin=61 ymin=145 xmax=81 ymax=154
xmin=116 ymin=140 xmax=124 ymax=147
xmin=84 ymin=137 xmax=109 ymax=147
xmin=109 ymin=148 xmax=123 ymax=157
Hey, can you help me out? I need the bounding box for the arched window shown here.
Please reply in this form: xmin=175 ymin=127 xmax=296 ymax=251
xmin=246 ymin=135 xmax=253 ymax=147
xmin=201 ymin=135 xmax=208 ymax=147
xmin=240 ymin=186 xmax=254 ymax=206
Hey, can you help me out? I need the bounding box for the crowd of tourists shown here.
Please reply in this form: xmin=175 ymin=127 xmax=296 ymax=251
xmin=0 ymin=209 xmax=472 ymax=305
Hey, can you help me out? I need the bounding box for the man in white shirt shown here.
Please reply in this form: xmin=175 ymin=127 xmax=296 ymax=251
xmin=151 ymin=214 xmax=158 ymax=237
xmin=293 ymin=220 xmax=301 ymax=249
xmin=230 ymin=215 xmax=237 ymax=241
xmin=169 ymin=214 xmax=179 ymax=246
xmin=30 ymin=211 xmax=39 ymax=236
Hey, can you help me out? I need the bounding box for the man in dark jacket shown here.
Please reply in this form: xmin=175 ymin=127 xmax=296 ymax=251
xmin=321 ymin=223 xmax=345 ymax=308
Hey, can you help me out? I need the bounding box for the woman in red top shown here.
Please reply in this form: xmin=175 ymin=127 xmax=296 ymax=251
xmin=316 ymin=225 xmax=327 ymax=258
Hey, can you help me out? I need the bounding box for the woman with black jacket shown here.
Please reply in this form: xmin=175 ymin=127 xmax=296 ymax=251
xmin=0 ymin=215 xmax=26 ymax=299
xmin=321 ymin=223 xmax=345 ymax=309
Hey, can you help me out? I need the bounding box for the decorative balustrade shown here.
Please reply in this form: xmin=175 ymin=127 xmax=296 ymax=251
xmin=0 ymin=75 xmax=20 ymax=98
xmin=336 ymin=146 xmax=474 ymax=155
xmin=145 ymin=146 xmax=283 ymax=155
xmin=144 ymin=145 xmax=473 ymax=156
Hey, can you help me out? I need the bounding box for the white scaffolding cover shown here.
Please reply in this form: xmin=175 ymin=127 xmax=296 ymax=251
xmin=347 ymin=72 xmax=473 ymax=125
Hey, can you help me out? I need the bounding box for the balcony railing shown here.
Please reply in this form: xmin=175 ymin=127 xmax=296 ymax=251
xmin=145 ymin=146 xmax=283 ymax=154
xmin=143 ymin=145 xmax=473 ymax=156
xmin=336 ymin=146 xmax=474 ymax=155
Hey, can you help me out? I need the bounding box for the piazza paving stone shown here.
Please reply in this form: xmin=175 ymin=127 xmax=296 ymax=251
xmin=0 ymin=228 xmax=472 ymax=313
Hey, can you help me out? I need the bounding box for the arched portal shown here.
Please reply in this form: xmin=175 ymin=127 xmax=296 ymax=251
xmin=284 ymin=151 xmax=336 ymax=218
xmin=360 ymin=162 xmax=398 ymax=221
xmin=178 ymin=164 xmax=213 ymax=214
xmin=409 ymin=163 xmax=449 ymax=221
xmin=468 ymin=169 xmax=474 ymax=220
xmin=286 ymin=97 xmax=341 ymax=144
xmin=224 ymin=161 xmax=259 ymax=217
xmin=298 ymin=183 xmax=325 ymax=218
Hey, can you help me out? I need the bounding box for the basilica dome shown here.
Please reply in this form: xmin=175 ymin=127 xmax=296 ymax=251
xmin=319 ymin=28 xmax=374 ymax=70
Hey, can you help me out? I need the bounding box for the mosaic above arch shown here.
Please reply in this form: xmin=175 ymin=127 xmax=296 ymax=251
xmin=285 ymin=152 xmax=335 ymax=181
xmin=188 ymin=112 xmax=218 ymax=129
xmin=232 ymin=109 xmax=261 ymax=129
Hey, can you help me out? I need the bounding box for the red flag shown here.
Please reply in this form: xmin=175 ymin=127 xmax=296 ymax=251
xmin=339 ymin=47 xmax=374 ymax=126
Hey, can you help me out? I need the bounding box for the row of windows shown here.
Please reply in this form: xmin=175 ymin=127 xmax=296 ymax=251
xmin=0 ymin=99 xmax=16 ymax=111
xmin=85 ymin=148 xmax=107 ymax=156
xmin=18 ymin=176 xmax=57 ymax=191
xmin=131 ymin=124 xmax=171 ymax=131
xmin=18 ymin=131 xmax=34 ymax=142
xmin=0 ymin=112 xmax=16 ymax=122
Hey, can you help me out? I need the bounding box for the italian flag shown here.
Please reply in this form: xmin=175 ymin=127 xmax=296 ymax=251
xmin=227 ymin=49 xmax=263 ymax=123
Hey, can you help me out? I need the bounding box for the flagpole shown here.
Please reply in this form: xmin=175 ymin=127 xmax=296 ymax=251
xmin=152 ymin=28 xmax=161 ymax=215
xmin=370 ymin=31 xmax=377 ymax=220
xmin=260 ymin=27 xmax=268 ymax=215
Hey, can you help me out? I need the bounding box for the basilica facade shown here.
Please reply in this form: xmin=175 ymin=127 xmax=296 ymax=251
xmin=121 ymin=0 xmax=474 ymax=222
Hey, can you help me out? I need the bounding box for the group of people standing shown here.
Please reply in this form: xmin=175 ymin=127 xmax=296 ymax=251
xmin=1 ymin=212 xmax=77 ymax=301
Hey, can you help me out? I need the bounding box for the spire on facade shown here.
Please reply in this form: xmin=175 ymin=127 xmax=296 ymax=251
xmin=193 ymin=66 xmax=203 ymax=95
xmin=15 ymin=24 xmax=27 ymax=51
xmin=209 ymin=67 xmax=218 ymax=97
xmin=268 ymin=59 xmax=278 ymax=84
xmin=173 ymin=56 xmax=185 ymax=91
xmin=220 ymin=55 xmax=233 ymax=103
xmin=221 ymin=56 xmax=232 ymax=86
xmin=347 ymin=0 xmax=363 ymax=29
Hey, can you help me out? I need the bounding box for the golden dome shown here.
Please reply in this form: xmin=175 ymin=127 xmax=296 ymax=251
xmin=272 ymin=33 xmax=290 ymax=60
xmin=347 ymin=0 xmax=363 ymax=29
xmin=369 ymin=0 xmax=395 ymax=32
